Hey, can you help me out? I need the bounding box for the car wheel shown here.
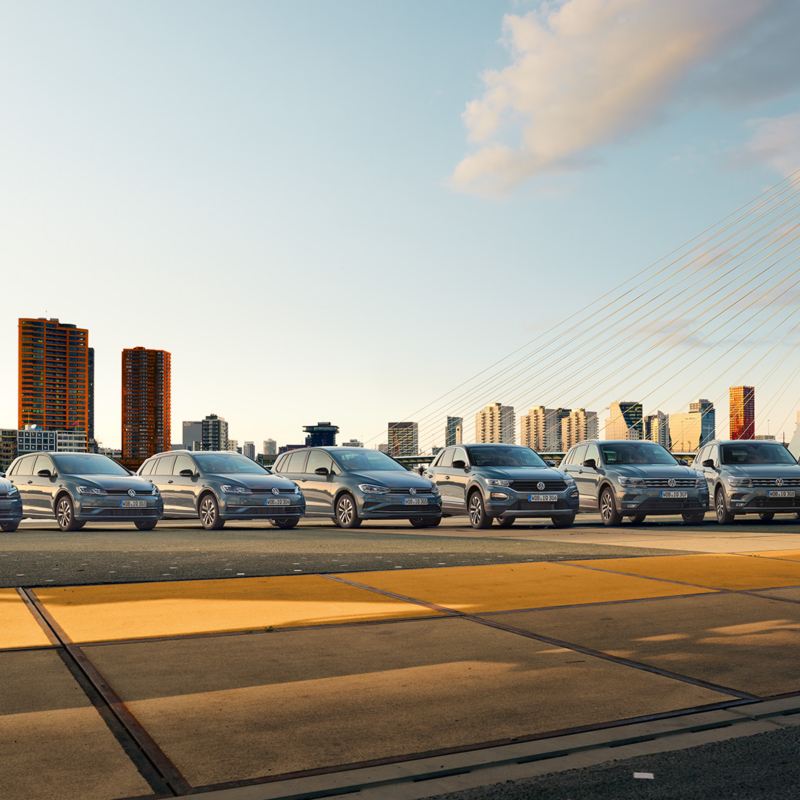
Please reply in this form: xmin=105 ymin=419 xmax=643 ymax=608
xmin=55 ymin=495 xmax=82 ymax=532
xmin=272 ymin=516 xmax=300 ymax=529
xmin=497 ymin=516 xmax=515 ymax=528
xmin=682 ymin=511 xmax=705 ymax=525
xmin=715 ymin=487 xmax=735 ymax=524
xmin=759 ymin=512 xmax=775 ymax=523
xmin=599 ymin=488 xmax=622 ymax=527
xmin=0 ymin=521 xmax=19 ymax=533
xmin=467 ymin=490 xmax=492 ymax=529
xmin=134 ymin=519 xmax=157 ymax=531
xmin=630 ymin=514 xmax=647 ymax=525
xmin=551 ymin=513 xmax=576 ymax=528
xmin=198 ymin=493 xmax=225 ymax=530
xmin=335 ymin=494 xmax=361 ymax=528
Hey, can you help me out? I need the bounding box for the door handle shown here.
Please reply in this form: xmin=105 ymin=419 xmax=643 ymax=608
xmin=168 ymin=480 xmax=174 ymax=484
xmin=27 ymin=480 xmax=33 ymax=484
xmin=444 ymin=475 xmax=450 ymax=480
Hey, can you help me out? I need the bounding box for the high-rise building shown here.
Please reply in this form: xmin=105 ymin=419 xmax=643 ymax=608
xmin=644 ymin=411 xmax=670 ymax=449
xmin=16 ymin=426 xmax=88 ymax=455
xmin=243 ymin=441 xmax=256 ymax=460
xmin=201 ymin=414 xmax=229 ymax=451
xmin=520 ymin=406 xmax=569 ymax=451
xmin=182 ymin=421 xmax=203 ymax=450
xmin=689 ymin=398 xmax=716 ymax=446
xmin=605 ymin=401 xmax=644 ymax=440
xmin=121 ymin=347 xmax=171 ymax=468
xmin=561 ymin=409 xmax=599 ymax=450
xmin=730 ymin=386 xmax=755 ymax=440
xmin=445 ymin=416 xmax=463 ymax=446
xmin=228 ymin=439 xmax=240 ymax=453
xmin=377 ymin=443 xmax=389 ymax=454
xmin=342 ymin=438 xmax=364 ymax=447
xmin=18 ymin=318 xmax=90 ymax=448
xmin=388 ymin=422 xmax=419 ymax=456
xmin=475 ymin=403 xmax=515 ymax=444
xmin=303 ymin=422 xmax=339 ymax=447
xmin=0 ymin=429 xmax=17 ymax=471
xmin=87 ymin=347 xmax=95 ymax=443
xmin=263 ymin=439 xmax=277 ymax=456
xmin=669 ymin=399 xmax=716 ymax=452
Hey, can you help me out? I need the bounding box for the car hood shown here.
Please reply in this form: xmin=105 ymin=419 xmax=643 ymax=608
xmin=610 ymin=465 xmax=700 ymax=479
xmin=474 ymin=466 xmax=564 ymax=481
xmin=723 ymin=464 xmax=800 ymax=477
xmin=70 ymin=475 xmax=154 ymax=491
xmin=206 ymin=473 xmax=296 ymax=490
xmin=347 ymin=470 xmax=435 ymax=489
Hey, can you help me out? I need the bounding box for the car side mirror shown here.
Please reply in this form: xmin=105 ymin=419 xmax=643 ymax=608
xmin=545 ymin=459 xmax=556 ymax=467
xmin=315 ymin=466 xmax=330 ymax=476
xmin=37 ymin=469 xmax=53 ymax=479
xmin=582 ymin=458 xmax=597 ymax=470
xmin=702 ymin=459 xmax=716 ymax=469
xmin=179 ymin=468 xmax=195 ymax=478
xmin=452 ymin=459 xmax=466 ymax=470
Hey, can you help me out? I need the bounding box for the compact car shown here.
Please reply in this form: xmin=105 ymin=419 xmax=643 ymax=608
xmin=139 ymin=450 xmax=305 ymax=530
xmin=273 ymin=446 xmax=442 ymax=528
xmin=426 ymin=443 xmax=579 ymax=529
xmin=561 ymin=440 xmax=708 ymax=526
xmin=0 ymin=475 xmax=23 ymax=532
xmin=6 ymin=452 xmax=163 ymax=531
xmin=693 ymin=439 xmax=800 ymax=523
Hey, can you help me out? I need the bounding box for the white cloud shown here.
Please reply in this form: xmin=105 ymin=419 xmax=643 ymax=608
xmin=453 ymin=0 xmax=775 ymax=194
xmin=739 ymin=113 xmax=800 ymax=180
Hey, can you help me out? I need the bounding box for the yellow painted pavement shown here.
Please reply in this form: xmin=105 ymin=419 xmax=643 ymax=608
xmin=745 ymin=549 xmax=800 ymax=563
xmin=0 ymin=588 xmax=51 ymax=649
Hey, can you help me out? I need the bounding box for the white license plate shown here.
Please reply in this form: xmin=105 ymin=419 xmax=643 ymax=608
xmin=404 ymin=497 xmax=428 ymax=506
xmin=267 ymin=497 xmax=292 ymax=506
xmin=121 ymin=499 xmax=147 ymax=508
xmin=529 ymin=494 xmax=558 ymax=503
xmin=768 ymin=490 xmax=795 ymax=498
xmin=660 ymin=490 xmax=688 ymax=499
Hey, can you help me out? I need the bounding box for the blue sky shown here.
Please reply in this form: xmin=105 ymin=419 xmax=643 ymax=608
xmin=1 ymin=0 xmax=799 ymax=450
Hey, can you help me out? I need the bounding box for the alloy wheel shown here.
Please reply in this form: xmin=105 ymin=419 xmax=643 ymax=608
xmin=57 ymin=499 xmax=72 ymax=529
xmin=600 ymin=492 xmax=613 ymax=521
xmin=337 ymin=496 xmax=354 ymax=526
xmin=200 ymin=497 xmax=216 ymax=527
xmin=468 ymin=494 xmax=483 ymax=526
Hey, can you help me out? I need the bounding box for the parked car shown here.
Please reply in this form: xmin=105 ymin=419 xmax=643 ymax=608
xmin=426 ymin=443 xmax=579 ymax=529
xmin=138 ymin=450 xmax=305 ymax=530
xmin=561 ymin=440 xmax=708 ymax=526
xmin=693 ymin=439 xmax=800 ymax=524
xmin=0 ymin=474 xmax=23 ymax=532
xmin=6 ymin=452 xmax=163 ymax=532
xmin=272 ymin=446 xmax=442 ymax=528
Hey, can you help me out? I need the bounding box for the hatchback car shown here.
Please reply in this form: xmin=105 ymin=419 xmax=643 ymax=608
xmin=139 ymin=450 xmax=305 ymax=530
xmin=426 ymin=443 xmax=578 ymax=528
xmin=273 ymin=446 xmax=442 ymax=528
xmin=6 ymin=452 xmax=163 ymax=531
xmin=561 ymin=440 xmax=708 ymax=526
xmin=0 ymin=475 xmax=23 ymax=532
xmin=693 ymin=439 xmax=800 ymax=523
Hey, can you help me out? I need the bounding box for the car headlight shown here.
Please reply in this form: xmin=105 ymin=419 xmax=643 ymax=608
xmin=150 ymin=484 xmax=160 ymax=495
xmin=220 ymin=484 xmax=251 ymax=494
xmin=76 ymin=485 xmax=106 ymax=495
xmin=695 ymin=477 xmax=706 ymax=488
xmin=562 ymin=473 xmax=576 ymax=485
xmin=7 ymin=485 xmax=18 ymax=496
xmin=618 ymin=476 xmax=644 ymax=488
xmin=486 ymin=479 xmax=511 ymax=487
xmin=293 ymin=485 xmax=302 ymax=494
xmin=429 ymin=483 xmax=440 ymax=495
xmin=359 ymin=484 xmax=390 ymax=494
xmin=728 ymin=477 xmax=752 ymax=488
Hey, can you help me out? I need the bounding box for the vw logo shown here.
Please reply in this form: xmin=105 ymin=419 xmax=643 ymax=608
xmin=409 ymin=487 xmax=417 ymax=495
xmin=127 ymin=488 xmax=136 ymax=497
xmin=777 ymin=478 xmax=785 ymax=487
xmin=272 ymin=487 xmax=280 ymax=495
xmin=537 ymin=481 xmax=545 ymax=491
xmin=668 ymin=478 xmax=676 ymax=488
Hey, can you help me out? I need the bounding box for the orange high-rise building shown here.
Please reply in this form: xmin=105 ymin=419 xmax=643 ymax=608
xmin=121 ymin=347 xmax=171 ymax=468
xmin=18 ymin=318 xmax=90 ymax=445
xmin=729 ymin=385 xmax=755 ymax=439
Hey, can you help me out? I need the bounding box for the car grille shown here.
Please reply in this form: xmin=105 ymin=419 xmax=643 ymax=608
xmin=105 ymin=488 xmax=154 ymax=496
xmin=388 ymin=488 xmax=434 ymax=495
xmin=89 ymin=508 xmax=161 ymax=518
xmin=744 ymin=497 xmax=800 ymax=509
xmin=510 ymin=480 xmax=566 ymax=492
xmin=751 ymin=478 xmax=800 ymax=487
xmin=249 ymin=488 xmax=297 ymax=494
xmin=638 ymin=498 xmax=706 ymax=511
xmin=642 ymin=479 xmax=696 ymax=488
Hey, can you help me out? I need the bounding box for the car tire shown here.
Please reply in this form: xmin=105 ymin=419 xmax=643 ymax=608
xmin=273 ymin=516 xmax=300 ymax=529
xmin=715 ymin=487 xmax=735 ymax=524
xmin=599 ymin=487 xmax=622 ymax=527
xmin=682 ymin=511 xmax=705 ymax=525
xmin=134 ymin=519 xmax=157 ymax=531
xmin=467 ymin=490 xmax=492 ymax=529
xmin=630 ymin=514 xmax=647 ymax=524
xmin=551 ymin=513 xmax=576 ymax=528
xmin=759 ymin=512 xmax=775 ymax=523
xmin=0 ymin=521 xmax=19 ymax=533
xmin=198 ymin=493 xmax=225 ymax=530
xmin=335 ymin=494 xmax=361 ymax=528
xmin=497 ymin=516 xmax=515 ymax=528
xmin=55 ymin=495 xmax=82 ymax=532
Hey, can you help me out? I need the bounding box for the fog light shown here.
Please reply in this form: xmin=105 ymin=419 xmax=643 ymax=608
xmin=490 ymin=492 xmax=509 ymax=500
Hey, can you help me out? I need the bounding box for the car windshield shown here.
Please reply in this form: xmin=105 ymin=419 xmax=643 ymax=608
xmin=720 ymin=443 xmax=797 ymax=465
xmin=53 ymin=454 xmax=130 ymax=475
xmin=333 ymin=450 xmax=406 ymax=472
xmin=193 ymin=453 xmax=267 ymax=474
xmin=600 ymin=443 xmax=677 ymax=466
xmin=466 ymin=446 xmax=546 ymax=468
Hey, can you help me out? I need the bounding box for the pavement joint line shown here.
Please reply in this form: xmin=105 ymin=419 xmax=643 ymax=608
xmin=21 ymin=587 xmax=191 ymax=798
xmin=564 ymin=559 xmax=727 ymax=591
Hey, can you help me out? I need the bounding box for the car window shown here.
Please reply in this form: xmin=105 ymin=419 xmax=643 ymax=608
xmin=306 ymin=450 xmax=334 ymax=475
xmin=139 ymin=460 xmax=154 ymax=476
xmin=14 ymin=456 xmax=34 ymax=476
xmin=561 ymin=449 xmax=574 ymax=467
xmin=33 ymin=455 xmax=55 ymax=475
xmin=573 ymin=444 xmax=588 ymax=466
xmin=155 ymin=455 xmax=176 ymax=475
xmin=452 ymin=447 xmax=469 ymax=465
xmin=438 ymin=448 xmax=453 ymax=468
xmin=173 ymin=454 xmax=196 ymax=475
xmin=584 ymin=443 xmax=600 ymax=464
xmin=696 ymin=446 xmax=708 ymax=465
xmin=286 ymin=450 xmax=309 ymax=473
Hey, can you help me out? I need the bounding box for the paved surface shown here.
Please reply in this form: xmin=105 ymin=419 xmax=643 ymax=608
xmin=4 ymin=520 xmax=800 ymax=799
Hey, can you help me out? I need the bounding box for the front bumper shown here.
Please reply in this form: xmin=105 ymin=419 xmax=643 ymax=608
xmin=726 ymin=487 xmax=800 ymax=514
xmin=616 ymin=487 xmax=708 ymax=515
xmin=219 ymin=495 xmax=306 ymax=519
xmin=0 ymin=496 xmax=23 ymax=523
xmin=357 ymin=493 xmax=442 ymax=519
xmin=486 ymin=488 xmax=580 ymax=519
xmin=74 ymin=495 xmax=164 ymax=521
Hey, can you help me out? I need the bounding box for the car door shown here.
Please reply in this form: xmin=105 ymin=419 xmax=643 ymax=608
xmin=448 ymin=447 xmax=471 ymax=512
xmin=303 ymin=450 xmax=335 ymax=515
xmin=700 ymin=445 xmax=719 ymax=495
xmin=11 ymin=455 xmax=38 ymax=515
xmin=150 ymin=455 xmax=177 ymax=515
xmin=171 ymin=454 xmax=199 ymax=515
xmin=28 ymin=455 xmax=57 ymax=515
xmin=429 ymin=448 xmax=456 ymax=510
xmin=569 ymin=444 xmax=593 ymax=509
xmin=282 ymin=450 xmax=311 ymax=511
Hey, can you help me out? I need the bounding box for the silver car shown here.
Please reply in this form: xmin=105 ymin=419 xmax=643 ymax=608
xmin=0 ymin=475 xmax=23 ymax=532
xmin=139 ymin=450 xmax=305 ymax=530
xmin=693 ymin=439 xmax=800 ymax=523
xmin=6 ymin=451 xmax=163 ymax=531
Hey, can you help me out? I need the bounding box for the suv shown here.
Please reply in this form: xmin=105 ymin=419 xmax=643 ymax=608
xmin=0 ymin=474 xmax=23 ymax=532
xmin=273 ymin=447 xmax=442 ymax=528
xmin=139 ymin=450 xmax=305 ymax=530
xmin=426 ymin=443 xmax=579 ymax=529
xmin=693 ymin=439 xmax=800 ymax=524
xmin=561 ymin=440 xmax=707 ymax=526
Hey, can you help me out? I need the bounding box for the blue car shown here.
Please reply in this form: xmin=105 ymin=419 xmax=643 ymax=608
xmin=0 ymin=475 xmax=23 ymax=532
